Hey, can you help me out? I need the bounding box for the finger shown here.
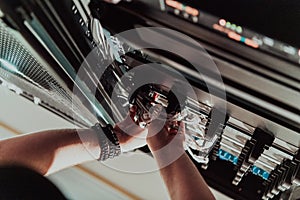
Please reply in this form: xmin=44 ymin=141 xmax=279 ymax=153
xmin=177 ymin=121 xmax=186 ymax=141
xmin=168 ymin=121 xmax=179 ymax=135
xmin=178 ymin=121 xmax=186 ymax=135
xmin=148 ymin=106 xmax=167 ymax=137
xmin=129 ymin=105 xmax=137 ymax=119
xmin=148 ymin=104 xmax=163 ymax=121
xmin=129 ymin=105 xmax=137 ymax=113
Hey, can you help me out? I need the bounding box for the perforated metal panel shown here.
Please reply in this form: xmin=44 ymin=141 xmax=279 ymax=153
xmin=0 ymin=20 xmax=97 ymax=127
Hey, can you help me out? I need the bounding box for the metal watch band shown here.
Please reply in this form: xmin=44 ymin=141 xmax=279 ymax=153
xmin=102 ymin=124 xmax=120 ymax=145
xmin=91 ymin=123 xmax=121 ymax=161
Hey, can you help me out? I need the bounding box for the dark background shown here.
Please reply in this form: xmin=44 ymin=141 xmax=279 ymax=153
xmin=180 ymin=0 xmax=300 ymax=48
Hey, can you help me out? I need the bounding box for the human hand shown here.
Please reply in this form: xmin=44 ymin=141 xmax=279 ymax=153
xmin=114 ymin=106 xmax=148 ymax=152
xmin=147 ymin=119 xmax=185 ymax=152
xmin=147 ymin=107 xmax=185 ymax=153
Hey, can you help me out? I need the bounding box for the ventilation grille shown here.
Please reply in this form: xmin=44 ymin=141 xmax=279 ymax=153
xmin=0 ymin=20 xmax=97 ymax=127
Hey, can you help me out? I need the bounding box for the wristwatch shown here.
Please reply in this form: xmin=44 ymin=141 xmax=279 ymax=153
xmin=91 ymin=123 xmax=121 ymax=161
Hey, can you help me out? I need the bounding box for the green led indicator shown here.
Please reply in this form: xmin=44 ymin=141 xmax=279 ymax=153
xmin=231 ymin=24 xmax=236 ymax=31
xmin=236 ymin=26 xmax=243 ymax=33
xmin=226 ymin=22 xmax=231 ymax=28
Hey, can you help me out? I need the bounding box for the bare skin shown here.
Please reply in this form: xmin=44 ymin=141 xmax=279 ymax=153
xmin=0 ymin=128 xmax=95 ymax=175
xmin=147 ymin=119 xmax=215 ymax=200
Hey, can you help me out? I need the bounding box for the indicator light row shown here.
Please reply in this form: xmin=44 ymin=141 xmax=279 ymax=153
xmin=219 ymin=19 xmax=243 ymax=34
xmin=213 ymin=23 xmax=259 ymax=49
xmin=165 ymin=0 xmax=199 ymax=16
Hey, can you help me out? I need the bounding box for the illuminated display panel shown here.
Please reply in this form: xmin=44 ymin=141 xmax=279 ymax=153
xmin=178 ymin=0 xmax=300 ymax=47
xmin=165 ymin=0 xmax=300 ymax=64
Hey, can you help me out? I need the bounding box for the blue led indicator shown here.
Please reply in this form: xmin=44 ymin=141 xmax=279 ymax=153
xmin=232 ymin=156 xmax=238 ymax=165
xmin=218 ymin=149 xmax=238 ymax=165
xmin=251 ymin=166 xmax=269 ymax=180
xmin=240 ymin=37 xmax=246 ymax=43
xmin=252 ymin=166 xmax=260 ymax=175
xmin=262 ymin=171 xmax=270 ymax=180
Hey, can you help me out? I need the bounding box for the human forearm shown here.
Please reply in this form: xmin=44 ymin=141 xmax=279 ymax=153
xmin=0 ymin=108 xmax=147 ymax=176
xmin=147 ymin=117 xmax=215 ymax=200
xmin=0 ymin=129 xmax=99 ymax=175
xmin=158 ymin=153 xmax=215 ymax=200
